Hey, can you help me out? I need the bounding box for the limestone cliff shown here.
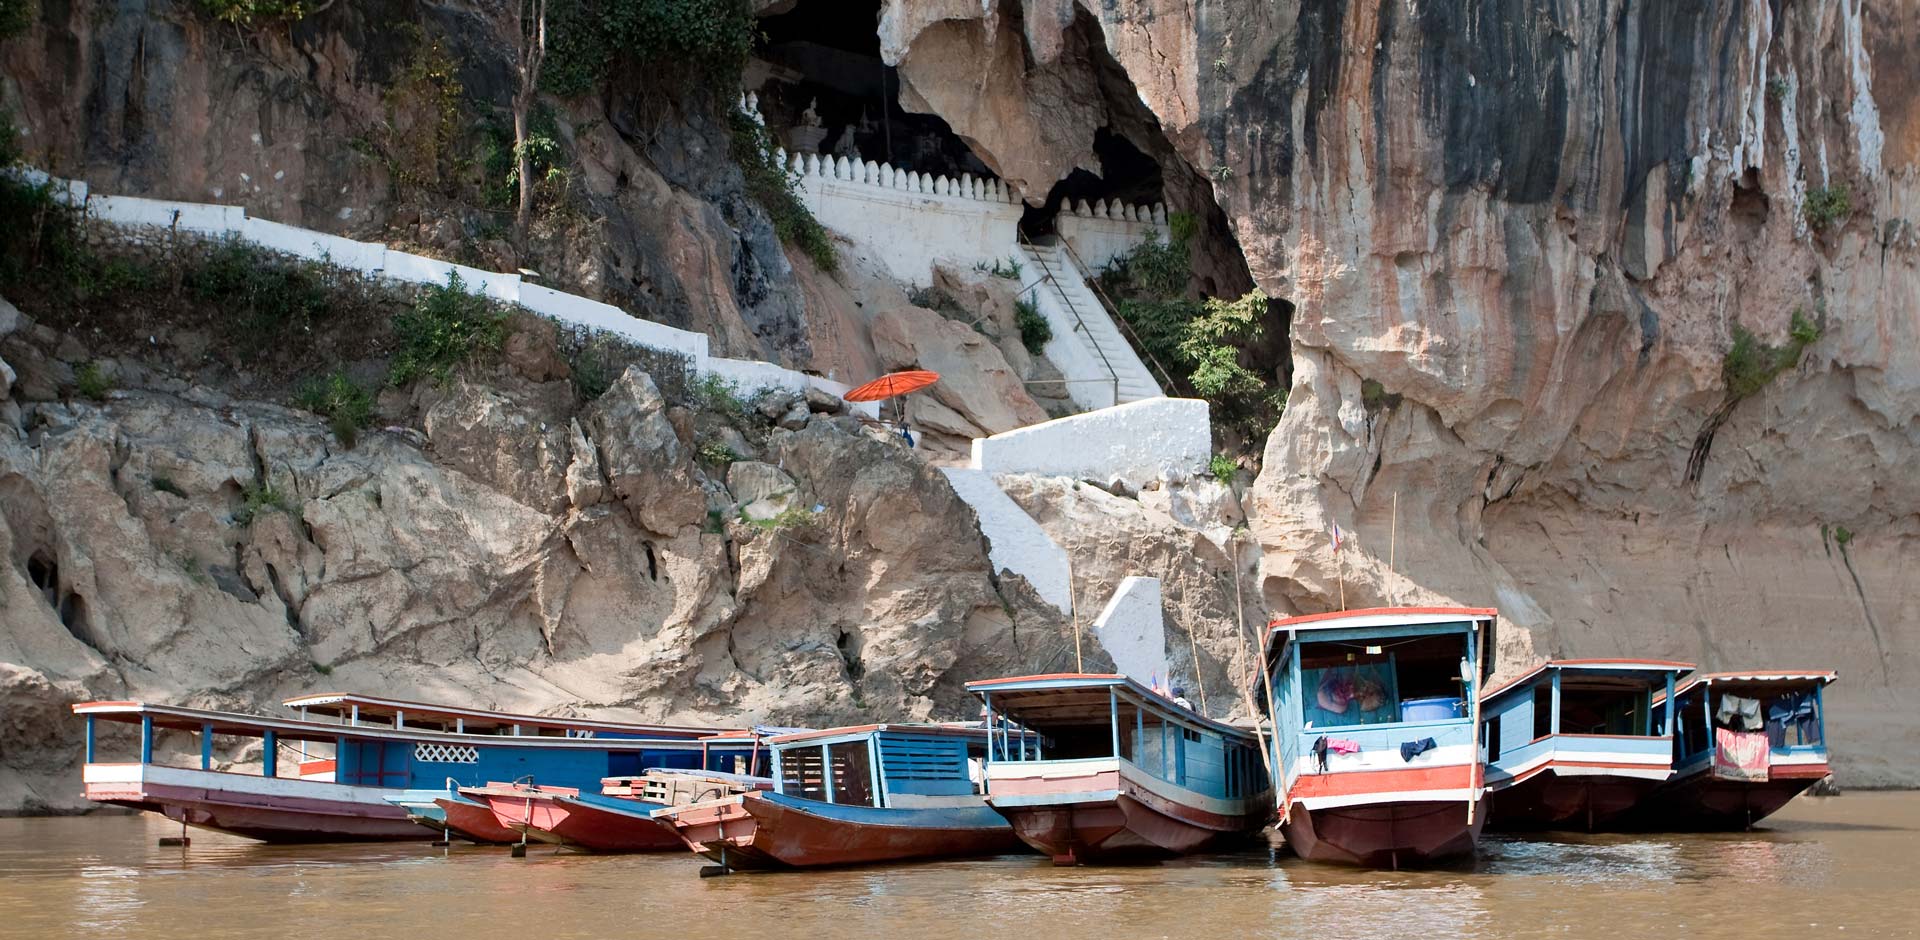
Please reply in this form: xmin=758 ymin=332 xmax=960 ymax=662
xmin=876 ymin=0 xmax=1917 ymax=783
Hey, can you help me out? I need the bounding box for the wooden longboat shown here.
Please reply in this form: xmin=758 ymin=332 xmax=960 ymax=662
xmin=70 ymin=695 xmax=746 ymax=844
xmin=651 ymin=724 xmax=1026 ymax=871
xmin=966 ymin=674 xmax=1273 ymax=864
xmin=1265 ymin=607 xmax=1497 ymax=867
xmin=1479 ymin=659 xmax=1694 ymax=832
xmin=1625 ymin=670 xmax=1838 ymax=830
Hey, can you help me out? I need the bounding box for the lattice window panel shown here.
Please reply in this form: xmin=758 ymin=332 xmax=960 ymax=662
xmin=414 ymin=743 xmax=479 ymax=764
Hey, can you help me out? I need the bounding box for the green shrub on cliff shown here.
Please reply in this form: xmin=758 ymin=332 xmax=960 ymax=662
xmin=190 ymin=239 xmax=332 ymax=337
xmin=1 ymin=0 xmax=35 ymax=38
xmin=543 ymin=0 xmax=755 ymax=97
xmin=293 ymin=371 xmax=376 ymax=447
xmin=196 ymin=0 xmax=310 ymax=26
xmin=389 ymin=272 xmax=509 ymax=386
xmin=1101 ymin=220 xmax=1282 ymax=440
xmin=1723 ymin=310 xmax=1821 ymax=401
xmin=727 ymin=111 xmax=836 ymax=272
xmin=1015 ymin=294 xmax=1051 ymax=355
xmin=1803 ymin=184 xmax=1852 ymax=230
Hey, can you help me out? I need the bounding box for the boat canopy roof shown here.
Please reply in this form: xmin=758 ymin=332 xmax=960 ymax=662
xmin=1480 ymin=658 xmax=1696 ymax=704
xmin=1263 ymin=606 xmax=1497 ymax=653
xmin=73 ymin=700 xmax=719 ymax=750
xmin=1665 ymin=670 xmax=1839 ymax=701
xmin=965 ymin=673 xmax=1254 ymax=741
xmin=764 ymin=723 xmax=993 ymax=748
xmin=280 ymin=692 xmax=730 ymax=738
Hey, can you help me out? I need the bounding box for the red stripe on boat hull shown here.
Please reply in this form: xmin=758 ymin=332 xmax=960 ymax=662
xmin=1282 ymin=799 xmax=1482 ymax=867
xmin=657 ymin=794 xmax=1023 ymax=870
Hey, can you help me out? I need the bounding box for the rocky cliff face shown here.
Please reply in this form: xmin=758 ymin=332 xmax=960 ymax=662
xmin=0 ymin=297 xmax=1107 ymax=811
xmin=875 ymin=0 xmax=1916 ymax=782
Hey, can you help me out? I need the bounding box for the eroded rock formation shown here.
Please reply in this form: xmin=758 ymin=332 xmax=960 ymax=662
xmin=875 ymin=0 xmax=1917 ymax=782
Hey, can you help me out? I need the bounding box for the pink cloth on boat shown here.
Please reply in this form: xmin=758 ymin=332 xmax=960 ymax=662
xmin=1714 ymin=727 xmax=1770 ymax=782
xmin=1328 ymin=738 xmax=1361 ymax=754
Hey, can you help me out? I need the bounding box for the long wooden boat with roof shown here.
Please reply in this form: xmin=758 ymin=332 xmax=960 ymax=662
xmin=1265 ymin=607 xmax=1496 ymax=867
xmin=72 ymin=693 xmax=737 ymax=843
xmin=966 ymin=674 xmax=1272 ymax=865
xmin=1625 ymin=669 xmax=1839 ymax=830
xmin=1480 ymin=659 xmax=1693 ymax=831
xmin=650 ymin=723 xmax=1023 ymax=871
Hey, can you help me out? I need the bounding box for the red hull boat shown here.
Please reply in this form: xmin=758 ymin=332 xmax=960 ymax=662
xmin=658 ymin=790 xmax=1022 ymax=871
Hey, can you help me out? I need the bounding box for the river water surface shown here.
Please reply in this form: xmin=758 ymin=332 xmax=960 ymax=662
xmin=0 ymin=792 xmax=1914 ymax=940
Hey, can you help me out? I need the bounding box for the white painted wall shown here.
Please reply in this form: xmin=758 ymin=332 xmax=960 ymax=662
xmin=940 ymin=467 xmax=1072 ymax=613
xmin=970 ymin=397 xmax=1212 ymax=487
xmin=1055 ymin=198 xmax=1171 ymax=273
xmin=790 ymin=151 xmax=1025 ymax=286
xmin=16 ymin=166 xmax=878 ymax=417
xmin=1091 ymin=576 xmax=1168 ymax=687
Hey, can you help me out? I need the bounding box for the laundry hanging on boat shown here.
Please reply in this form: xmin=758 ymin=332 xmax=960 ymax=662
xmin=1312 ymin=735 xmax=1329 ymax=771
xmin=1715 ymin=694 xmax=1764 ymax=731
xmin=1328 ymin=738 xmax=1361 ymax=754
xmin=1399 ymin=737 xmax=1437 ymax=762
xmin=1713 ymin=727 xmax=1770 ymax=782
xmin=1766 ymin=692 xmax=1820 ymax=747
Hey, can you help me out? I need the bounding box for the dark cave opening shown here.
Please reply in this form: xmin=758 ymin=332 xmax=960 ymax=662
xmin=1019 ymin=127 xmax=1165 ymax=238
xmin=750 ymin=0 xmax=993 ymax=181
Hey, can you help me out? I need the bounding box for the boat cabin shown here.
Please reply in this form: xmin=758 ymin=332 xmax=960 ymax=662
xmin=74 ymin=701 xmax=759 ymax=803
xmin=1662 ymin=671 xmax=1837 ymax=781
xmin=1481 ymin=659 xmax=1693 ymax=775
xmin=762 ymin=724 xmax=999 ymax=809
xmin=968 ymin=675 xmax=1268 ymax=804
xmin=1267 ymin=608 xmax=1495 ymax=783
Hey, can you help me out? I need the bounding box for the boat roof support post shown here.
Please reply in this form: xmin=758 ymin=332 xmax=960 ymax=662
xmin=395 ymin=709 xmax=405 ymax=730
xmin=263 ymin=729 xmax=278 ymax=778
xmin=201 ymin=723 xmax=213 ymax=770
xmin=867 ymin=735 xmax=885 ymax=809
xmin=821 ymin=743 xmax=835 ymax=804
xmin=981 ymin=691 xmax=994 ymax=766
xmin=1663 ymin=672 xmax=1676 ymax=738
xmin=455 ymin=717 xmax=464 ymax=734
xmin=349 ymin=704 xmax=358 ymax=726
xmin=140 ymin=714 xmax=153 ymax=764
xmin=1109 ymin=687 xmax=1121 ymax=759
xmin=84 ymin=716 xmax=95 ymax=763
xmin=1550 ymin=670 xmax=1562 ymax=736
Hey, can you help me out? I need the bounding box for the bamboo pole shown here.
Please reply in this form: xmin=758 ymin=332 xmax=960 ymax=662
xmin=1228 ymin=534 xmax=1285 ymax=818
xmin=1466 ymin=616 xmax=1490 ymax=826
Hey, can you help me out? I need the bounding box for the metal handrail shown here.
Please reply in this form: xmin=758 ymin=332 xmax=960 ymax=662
xmin=1052 ymin=235 xmax=1185 ymax=396
xmin=1017 ymin=232 xmax=1120 ymax=407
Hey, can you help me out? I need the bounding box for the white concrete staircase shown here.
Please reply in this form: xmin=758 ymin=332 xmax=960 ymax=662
xmin=1017 ymin=242 xmax=1163 ymax=411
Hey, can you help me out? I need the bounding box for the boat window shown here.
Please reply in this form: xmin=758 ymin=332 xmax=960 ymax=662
xmin=779 ymin=746 xmax=828 ymax=800
xmin=1298 ymin=633 xmax=1468 ymax=728
xmin=1559 ymin=685 xmax=1649 ymax=736
xmin=1486 ymin=715 xmax=1502 ymax=762
xmin=828 ymin=741 xmax=876 ymax=807
xmin=1533 ymin=686 xmax=1552 ymax=739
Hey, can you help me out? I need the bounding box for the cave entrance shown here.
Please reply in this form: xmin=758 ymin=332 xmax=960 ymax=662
xmin=1018 ymin=127 xmax=1165 ymax=240
xmin=751 ymin=0 xmax=994 ymax=181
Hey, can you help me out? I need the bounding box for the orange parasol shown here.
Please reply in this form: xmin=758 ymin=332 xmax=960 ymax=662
xmin=843 ymin=370 xmax=941 ymax=402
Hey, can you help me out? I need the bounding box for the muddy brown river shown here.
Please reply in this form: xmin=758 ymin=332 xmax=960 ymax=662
xmin=0 ymin=792 xmax=1913 ymax=939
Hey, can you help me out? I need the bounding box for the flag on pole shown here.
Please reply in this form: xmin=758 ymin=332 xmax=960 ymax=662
xmin=1330 ymin=521 xmax=1344 ymax=552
